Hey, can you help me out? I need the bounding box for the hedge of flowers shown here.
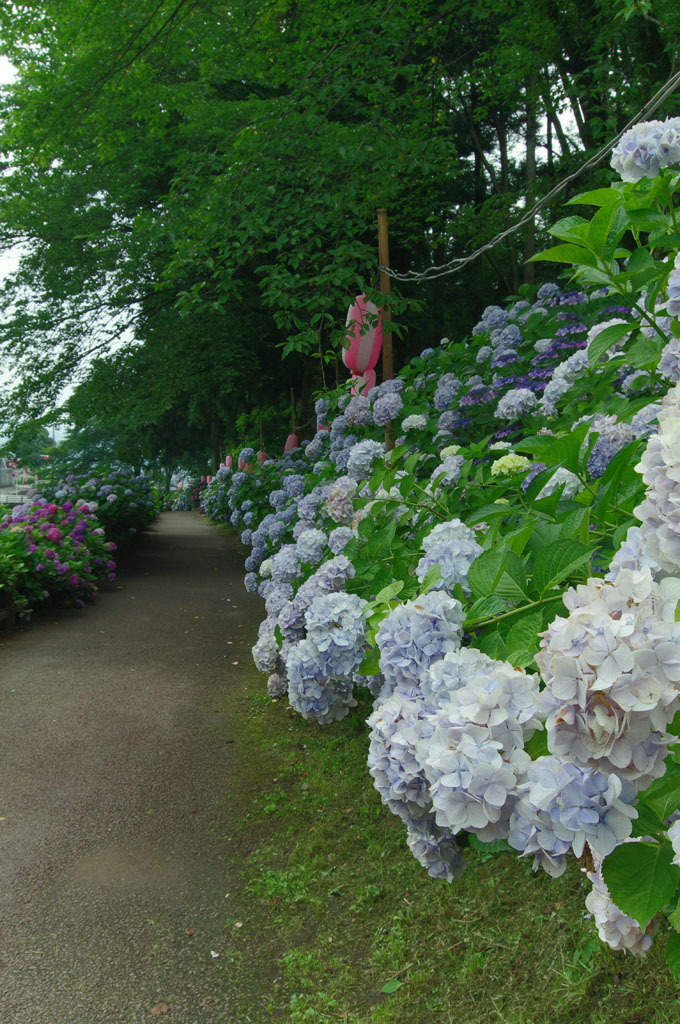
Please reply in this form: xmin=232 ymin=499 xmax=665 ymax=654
xmin=0 ymin=498 xmax=117 ymax=615
xmin=0 ymin=466 xmax=160 ymax=618
xmin=202 ymin=118 xmax=680 ymax=978
xmin=40 ymin=467 xmax=160 ymax=544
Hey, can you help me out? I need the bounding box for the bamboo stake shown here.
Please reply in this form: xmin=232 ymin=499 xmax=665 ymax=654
xmin=377 ymin=208 xmax=393 ymax=380
xmin=377 ymin=208 xmax=394 ymax=450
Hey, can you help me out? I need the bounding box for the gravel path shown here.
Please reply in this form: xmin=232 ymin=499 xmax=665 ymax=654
xmin=0 ymin=512 xmax=265 ymax=1023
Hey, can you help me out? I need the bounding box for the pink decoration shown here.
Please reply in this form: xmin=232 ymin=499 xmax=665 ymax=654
xmin=351 ymin=368 xmax=376 ymax=395
xmin=257 ymin=451 xmax=267 ymax=465
xmin=225 ymin=455 xmax=233 ymax=468
xmin=201 ymin=475 xmax=207 ymax=483
xmin=284 ymin=433 xmax=299 ymax=452
xmin=344 ymin=295 xmax=383 ymax=377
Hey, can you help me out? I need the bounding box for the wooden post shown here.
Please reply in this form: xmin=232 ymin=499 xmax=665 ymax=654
xmin=290 ymin=387 xmax=296 ymax=431
xmin=377 ymin=208 xmax=394 ymax=451
xmin=377 ymin=208 xmax=393 ymax=381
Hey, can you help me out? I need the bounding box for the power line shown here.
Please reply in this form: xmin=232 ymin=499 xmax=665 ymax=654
xmin=385 ymin=67 xmax=680 ymax=284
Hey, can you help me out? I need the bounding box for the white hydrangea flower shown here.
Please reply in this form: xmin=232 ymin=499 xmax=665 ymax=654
xmin=402 ymin=414 xmax=428 ymax=431
xmin=536 ymin=466 xmax=581 ymax=500
xmin=537 ymin=567 xmax=680 ymax=786
xmin=634 ymin=381 xmax=680 ymax=573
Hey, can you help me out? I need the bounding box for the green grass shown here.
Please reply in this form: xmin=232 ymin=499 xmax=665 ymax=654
xmin=220 ymin=681 xmax=680 ymax=1023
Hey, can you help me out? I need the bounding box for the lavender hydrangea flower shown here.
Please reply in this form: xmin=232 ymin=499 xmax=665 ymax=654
xmin=328 ymin=526 xmax=354 ymax=554
xmin=252 ymin=632 xmax=280 ymax=673
xmin=433 ymin=374 xmax=461 ymax=412
xmin=346 ymin=439 xmax=384 ymax=481
xmin=344 ymin=395 xmax=373 ymax=427
xmin=269 ymin=544 xmax=301 ymax=583
xmin=634 ymin=382 xmax=680 ymax=571
xmin=495 ymin=387 xmax=538 ymax=421
xmin=416 ymin=519 xmax=482 ymax=596
xmin=296 ymin=528 xmax=328 ymax=565
xmin=325 ymin=476 xmax=357 ymax=524
xmin=286 ymin=639 xmax=358 ymax=724
xmin=376 ymin=591 xmax=464 ymax=697
xmin=508 ymin=757 xmax=637 ymax=877
xmin=304 ymin=591 xmax=368 ymax=677
xmin=405 ymin=824 xmax=466 ymax=881
xmin=611 ymin=117 xmax=680 ymax=182
xmin=367 ymin=692 xmax=436 ymax=823
xmin=373 ymin=391 xmax=403 ymax=426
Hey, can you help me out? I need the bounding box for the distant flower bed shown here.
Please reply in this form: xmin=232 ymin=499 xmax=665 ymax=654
xmin=0 ymin=465 xmax=160 ymax=621
xmin=41 ymin=466 xmax=160 ymax=544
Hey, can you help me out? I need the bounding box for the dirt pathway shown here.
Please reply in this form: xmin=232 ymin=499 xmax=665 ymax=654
xmin=0 ymin=512 xmax=267 ymax=1024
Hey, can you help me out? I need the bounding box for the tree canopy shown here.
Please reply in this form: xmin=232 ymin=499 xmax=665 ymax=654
xmin=0 ymin=0 xmax=678 ymax=466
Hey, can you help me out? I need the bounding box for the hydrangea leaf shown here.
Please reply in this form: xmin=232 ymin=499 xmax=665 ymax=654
xmin=566 ymin=188 xmax=622 ymax=207
xmin=589 ymin=202 xmax=629 ymax=261
xmin=419 ymin=563 xmax=443 ymax=594
xmin=639 ymin=762 xmax=680 ymax=822
xmin=602 ymin=842 xmax=680 ymax=930
xmin=358 ymin=646 xmax=381 ymax=677
xmin=630 ymin=801 xmax=666 ymax=838
xmin=465 ymin=595 xmax=508 ymax=624
xmin=505 ymin=611 xmax=542 ymax=654
xmin=528 ymin=243 xmax=599 ymax=268
xmin=668 ymin=906 xmax=680 ymax=933
xmin=532 ymin=539 xmax=595 ymax=597
xmin=373 ymin=580 xmax=405 ymax=605
xmin=468 ymin=548 xmax=505 ymax=599
xmin=666 ymin=932 xmax=680 ymax=983
xmin=548 ymin=216 xmax=590 ymax=243
xmin=587 ymin=322 xmax=634 ymax=367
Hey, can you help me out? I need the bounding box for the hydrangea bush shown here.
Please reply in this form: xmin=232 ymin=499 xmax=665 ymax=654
xmin=201 ymin=122 xmax=680 ymax=980
xmin=0 ymin=496 xmax=117 ymax=613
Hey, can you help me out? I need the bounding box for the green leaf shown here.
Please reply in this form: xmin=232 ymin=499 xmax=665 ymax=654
xmin=468 ymin=548 xmax=505 ymax=599
xmin=625 ymin=246 xmax=656 ymax=273
xmin=529 ymin=243 xmax=599 ymax=267
xmin=374 ymin=580 xmax=405 ymax=605
xmin=567 ymin=188 xmax=622 ymax=207
xmin=640 ymin=762 xmax=680 ymax=822
xmin=478 ymin=629 xmax=507 ymax=660
xmin=548 ymin=216 xmax=590 ymax=243
xmin=419 ymin=563 xmax=443 ymax=594
xmin=358 ymin=646 xmax=381 ymax=676
xmin=525 ymin=729 xmax=549 ymax=759
xmin=630 ymin=800 xmax=666 ymax=838
xmin=380 ymin=979 xmax=404 ymax=994
xmin=668 ymin=906 xmax=680 ymax=933
xmin=465 ymin=595 xmax=508 ymax=623
xmin=468 ymin=833 xmax=511 ymax=854
xmin=505 ymin=611 xmax=542 ymax=654
xmin=588 ymin=322 xmax=633 ymax=366
xmin=666 ymin=932 xmax=680 ymax=984
xmin=602 ymin=842 xmax=680 ymax=929
xmin=588 ymin=203 xmax=628 ymax=261
xmin=532 ymin=540 xmax=594 ymax=597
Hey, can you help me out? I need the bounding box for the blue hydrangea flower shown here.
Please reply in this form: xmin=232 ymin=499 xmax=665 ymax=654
xmin=373 ymin=391 xmax=403 ymax=426
xmin=346 ymin=439 xmax=384 ymax=481
xmin=508 ymin=757 xmax=637 ymax=877
xmin=376 ymin=591 xmax=464 ymax=697
xmin=416 ymin=519 xmax=482 ymax=596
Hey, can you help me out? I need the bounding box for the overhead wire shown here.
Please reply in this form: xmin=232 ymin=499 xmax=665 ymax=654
xmin=384 ymin=66 xmax=680 ymax=284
